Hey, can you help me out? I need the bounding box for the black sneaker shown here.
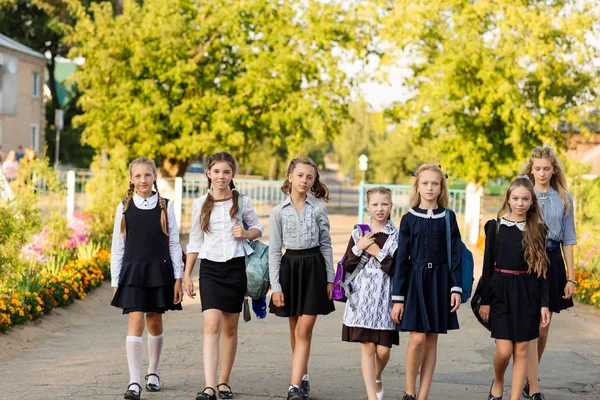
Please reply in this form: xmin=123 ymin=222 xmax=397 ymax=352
xmin=300 ymin=376 xmax=310 ymax=399
xmin=287 ymin=386 xmax=303 ymax=400
xmin=522 ymin=378 xmax=530 ymax=398
xmin=530 ymin=393 xmax=545 ymax=400
xmin=402 ymin=393 xmax=416 ymax=400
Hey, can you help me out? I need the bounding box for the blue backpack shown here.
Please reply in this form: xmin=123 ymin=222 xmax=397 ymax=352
xmin=445 ymin=210 xmax=474 ymax=303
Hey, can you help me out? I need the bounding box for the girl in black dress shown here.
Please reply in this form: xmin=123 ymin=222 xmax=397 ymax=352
xmin=183 ymin=152 xmax=264 ymax=400
xmin=391 ymin=164 xmax=464 ymax=400
xmin=111 ymin=157 xmax=184 ymax=400
xmin=479 ymin=176 xmax=550 ymax=400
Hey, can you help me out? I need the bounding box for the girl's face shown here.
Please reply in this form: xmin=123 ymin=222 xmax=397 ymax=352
xmin=531 ymin=157 xmax=553 ymax=186
xmin=367 ymin=193 xmax=392 ymax=223
xmin=417 ymin=170 xmax=442 ymax=204
xmin=207 ymin=161 xmax=234 ymax=191
xmin=288 ymin=163 xmax=316 ymax=195
xmin=130 ymin=164 xmax=155 ymax=196
xmin=508 ymin=186 xmax=533 ymax=218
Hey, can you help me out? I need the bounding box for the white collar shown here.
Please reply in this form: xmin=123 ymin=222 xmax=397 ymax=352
xmin=370 ymin=219 xmax=396 ymax=234
xmin=500 ymin=218 xmax=525 ymax=231
xmin=409 ymin=208 xmax=446 ymax=219
xmin=134 ymin=192 xmax=158 ymax=205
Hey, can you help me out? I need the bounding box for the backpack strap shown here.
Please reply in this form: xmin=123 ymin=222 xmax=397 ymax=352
xmin=338 ymin=224 xmax=373 ymax=307
xmin=445 ymin=209 xmax=451 ymax=270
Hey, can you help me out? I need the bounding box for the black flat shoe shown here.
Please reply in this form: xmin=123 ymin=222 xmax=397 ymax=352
xmin=217 ymin=383 xmax=233 ymax=399
xmin=522 ymin=378 xmax=530 ymax=399
xmin=401 ymin=393 xmax=416 ymax=400
xmin=530 ymin=393 xmax=545 ymax=400
xmin=196 ymin=387 xmax=217 ymax=400
xmin=145 ymin=373 xmax=161 ymax=392
xmin=287 ymin=386 xmax=303 ymax=400
xmin=124 ymin=382 xmax=142 ymax=400
xmin=489 ymin=379 xmax=503 ymax=400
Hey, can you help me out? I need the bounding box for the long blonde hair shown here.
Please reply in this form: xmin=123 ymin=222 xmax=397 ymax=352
xmin=121 ymin=157 xmax=168 ymax=236
xmin=498 ymin=176 xmax=548 ymax=278
xmin=521 ymin=145 xmax=571 ymax=215
xmin=409 ymin=164 xmax=449 ymax=208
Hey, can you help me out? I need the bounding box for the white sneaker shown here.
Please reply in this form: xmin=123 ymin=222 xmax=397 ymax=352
xmin=376 ymin=380 xmax=384 ymax=400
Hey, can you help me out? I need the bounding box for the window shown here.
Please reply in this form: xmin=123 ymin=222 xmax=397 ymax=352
xmin=33 ymin=72 xmax=40 ymax=98
xmin=30 ymin=124 xmax=40 ymax=153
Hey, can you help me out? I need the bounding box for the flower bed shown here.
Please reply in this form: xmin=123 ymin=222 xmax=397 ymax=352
xmin=572 ymin=231 xmax=600 ymax=308
xmin=0 ymin=249 xmax=111 ymax=333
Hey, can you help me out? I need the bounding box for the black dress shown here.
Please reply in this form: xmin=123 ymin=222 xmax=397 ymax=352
xmin=391 ymin=207 xmax=462 ymax=334
xmin=480 ymin=219 xmax=549 ymax=342
xmin=111 ymin=200 xmax=182 ymax=314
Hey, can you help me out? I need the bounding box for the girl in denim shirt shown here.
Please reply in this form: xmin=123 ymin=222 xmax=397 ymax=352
xmin=269 ymin=157 xmax=335 ymax=400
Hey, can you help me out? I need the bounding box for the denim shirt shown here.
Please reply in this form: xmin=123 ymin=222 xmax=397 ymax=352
xmin=535 ymin=188 xmax=576 ymax=245
xmin=268 ymin=196 xmax=334 ymax=293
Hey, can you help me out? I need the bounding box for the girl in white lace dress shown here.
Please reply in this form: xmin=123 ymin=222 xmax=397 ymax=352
xmin=341 ymin=187 xmax=399 ymax=400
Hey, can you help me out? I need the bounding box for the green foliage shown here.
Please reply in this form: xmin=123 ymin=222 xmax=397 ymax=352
xmin=381 ymin=0 xmax=600 ymax=183
xmin=14 ymin=269 xmax=45 ymax=295
xmin=67 ymin=0 xmax=377 ymax=176
xmin=44 ymin=251 xmax=71 ymax=275
xmin=76 ymin=240 xmax=100 ymax=261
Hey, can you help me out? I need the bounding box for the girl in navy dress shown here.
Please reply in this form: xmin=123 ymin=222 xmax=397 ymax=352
xmin=341 ymin=187 xmax=399 ymax=400
xmin=478 ymin=176 xmax=550 ymax=400
xmin=521 ymin=145 xmax=576 ymax=398
xmin=111 ymin=157 xmax=184 ymax=400
xmin=183 ymin=152 xmax=264 ymax=400
xmin=269 ymin=157 xmax=335 ymax=400
xmin=391 ymin=164 xmax=463 ymax=400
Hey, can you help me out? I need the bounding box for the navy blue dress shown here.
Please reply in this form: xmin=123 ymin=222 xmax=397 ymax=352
xmin=392 ymin=207 xmax=462 ymax=333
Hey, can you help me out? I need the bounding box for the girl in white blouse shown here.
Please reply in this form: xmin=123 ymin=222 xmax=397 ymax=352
xmin=183 ymin=152 xmax=264 ymax=400
xmin=110 ymin=157 xmax=184 ymax=400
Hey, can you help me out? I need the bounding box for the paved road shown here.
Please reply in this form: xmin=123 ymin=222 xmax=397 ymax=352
xmin=1 ymin=215 xmax=599 ymax=400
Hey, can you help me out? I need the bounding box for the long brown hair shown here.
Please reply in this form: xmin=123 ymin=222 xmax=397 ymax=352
xmin=281 ymin=157 xmax=329 ymax=202
xmin=409 ymin=163 xmax=449 ymax=208
xmin=521 ymin=145 xmax=571 ymax=215
xmin=121 ymin=157 xmax=168 ymax=237
xmin=366 ymin=186 xmax=393 ymax=220
xmin=498 ymin=176 xmax=548 ymax=278
xmin=200 ymin=152 xmax=239 ymax=233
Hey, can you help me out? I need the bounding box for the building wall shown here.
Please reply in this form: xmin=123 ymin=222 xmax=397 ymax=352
xmin=0 ymin=47 xmax=46 ymax=158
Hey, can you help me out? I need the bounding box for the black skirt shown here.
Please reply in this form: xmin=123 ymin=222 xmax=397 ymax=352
xmin=342 ymin=325 xmax=399 ymax=348
xmin=269 ymin=247 xmax=335 ymax=317
xmin=398 ymin=263 xmax=459 ymax=334
xmin=489 ymin=273 xmax=541 ymax=342
xmin=111 ymin=259 xmax=183 ymax=314
xmin=546 ymin=244 xmax=574 ymax=313
xmin=199 ymin=257 xmax=246 ymax=313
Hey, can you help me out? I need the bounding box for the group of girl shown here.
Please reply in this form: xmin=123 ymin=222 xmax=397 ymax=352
xmin=110 ymin=145 xmax=576 ymax=400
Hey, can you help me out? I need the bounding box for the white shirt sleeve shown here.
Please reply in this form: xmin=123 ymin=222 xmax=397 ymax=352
xmin=110 ymin=203 xmax=125 ymax=287
xmin=242 ymin=196 xmax=264 ymax=236
xmin=167 ymin=200 xmax=184 ymax=279
xmin=186 ymin=197 xmax=204 ymax=254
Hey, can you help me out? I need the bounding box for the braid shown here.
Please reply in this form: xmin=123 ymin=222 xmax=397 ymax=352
xmin=120 ymin=183 xmax=135 ymax=236
xmin=154 ymin=181 xmax=169 ymax=236
xmin=229 ymin=180 xmax=240 ymax=221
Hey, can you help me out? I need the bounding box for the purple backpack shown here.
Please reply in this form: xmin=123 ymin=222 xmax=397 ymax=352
xmin=332 ymin=224 xmax=372 ymax=304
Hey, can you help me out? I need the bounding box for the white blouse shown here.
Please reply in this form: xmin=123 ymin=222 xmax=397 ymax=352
xmin=186 ymin=195 xmax=264 ymax=262
xmin=110 ymin=193 xmax=184 ymax=287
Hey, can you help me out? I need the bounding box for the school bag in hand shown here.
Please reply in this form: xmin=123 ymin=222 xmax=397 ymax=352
xmin=444 ymin=210 xmax=474 ymax=303
xmin=236 ymin=195 xmax=270 ymax=301
xmin=332 ymin=224 xmax=372 ymax=308
xmin=470 ymin=219 xmax=500 ymax=332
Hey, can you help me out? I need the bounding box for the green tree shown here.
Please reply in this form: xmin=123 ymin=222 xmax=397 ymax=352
xmin=67 ymin=0 xmax=378 ymax=176
xmin=381 ymin=0 xmax=600 ymax=183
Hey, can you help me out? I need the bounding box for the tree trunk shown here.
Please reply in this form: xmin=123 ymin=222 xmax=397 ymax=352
xmin=268 ymin=157 xmax=278 ymax=180
xmin=115 ymin=0 xmax=124 ymax=15
xmin=160 ymin=157 xmax=188 ymax=177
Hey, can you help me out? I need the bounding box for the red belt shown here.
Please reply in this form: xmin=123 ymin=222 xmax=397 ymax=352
xmin=494 ymin=268 xmax=528 ymax=276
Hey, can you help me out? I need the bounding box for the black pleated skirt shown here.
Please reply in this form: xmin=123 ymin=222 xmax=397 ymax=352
xmin=489 ymin=273 xmax=541 ymax=342
xmin=398 ymin=263 xmax=459 ymax=334
xmin=111 ymin=259 xmax=182 ymax=314
xmin=546 ymin=244 xmax=574 ymax=313
xmin=269 ymin=247 xmax=335 ymax=317
xmin=199 ymin=257 xmax=246 ymax=313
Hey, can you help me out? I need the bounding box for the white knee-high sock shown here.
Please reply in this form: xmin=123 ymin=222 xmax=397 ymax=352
xmin=147 ymin=332 xmax=164 ymax=386
xmin=126 ymin=336 xmax=143 ymax=393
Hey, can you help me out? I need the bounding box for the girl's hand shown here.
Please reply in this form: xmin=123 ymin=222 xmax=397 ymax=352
xmin=113 ymin=287 xmax=117 ymax=296
xmin=391 ymin=303 xmax=404 ymax=324
xmin=272 ymin=291 xmax=285 ymax=307
xmin=479 ymin=305 xmax=491 ymax=323
xmin=563 ymin=281 xmax=575 ymax=299
xmin=327 ymin=283 xmax=333 ymax=300
xmin=173 ymin=279 xmax=183 ymax=304
xmin=540 ymin=307 xmax=550 ymax=328
xmin=184 ymin=275 xmax=196 ymax=299
xmin=450 ymin=293 xmax=462 ymax=312
xmin=232 ymin=224 xmax=247 ymax=239
xmin=357 ymin=232 xmax=376 ymax=251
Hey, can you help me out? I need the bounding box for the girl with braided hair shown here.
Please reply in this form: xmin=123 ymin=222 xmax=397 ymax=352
xmin=184 ymin=151 xmax=264 ymax=400
xmin=110 ymin=157 xmax=184 ymax=400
